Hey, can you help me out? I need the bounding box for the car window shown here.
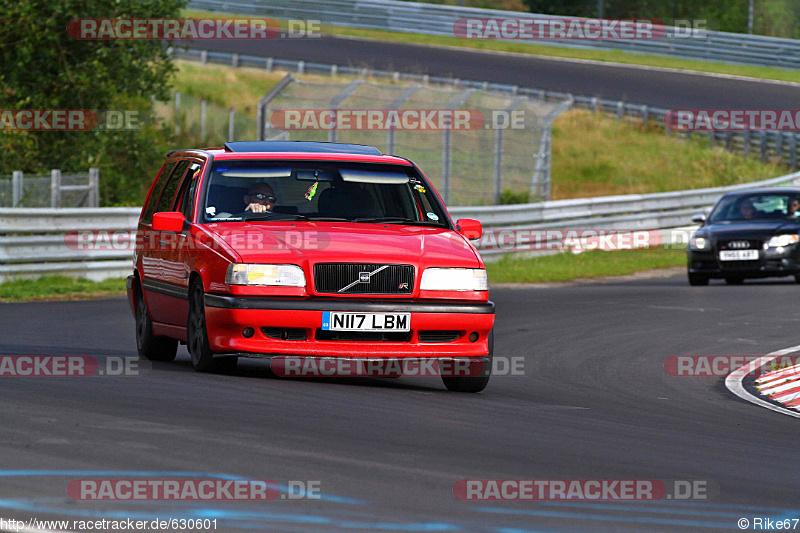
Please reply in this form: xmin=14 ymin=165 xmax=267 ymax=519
xmin=201 ymin=160 xmax=448 ymax=226
xmin=709 ymin=193 xmax=799 ymax=222
xmin=141 ymin=161 xmax=176 ymax=224
xmin=174 ymin=162 xmax=203 ymax=220
xmin=154 ymin=160 xmax=191 ymax=215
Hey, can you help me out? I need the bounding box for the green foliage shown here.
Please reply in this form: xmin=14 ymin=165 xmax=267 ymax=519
xmin=0 ymin=0 xmax=187 ymax=205
xmin=499 ymin=189 xmax=531 ymax=204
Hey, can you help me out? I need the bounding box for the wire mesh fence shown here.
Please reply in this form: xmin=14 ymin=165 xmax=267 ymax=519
xmin=258 ymin=76 xmax=571 ymax=205
xmin=0 ymin=170 xmax=99 ymax=208
xmin=154 ymin=92 xmax=258 ymax=146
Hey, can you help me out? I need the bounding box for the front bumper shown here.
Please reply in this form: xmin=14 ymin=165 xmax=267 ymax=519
xmin=687 ymin=248 xmax=800 ymax=278
xmin=203 ymin=294 xmax=495 ymax=358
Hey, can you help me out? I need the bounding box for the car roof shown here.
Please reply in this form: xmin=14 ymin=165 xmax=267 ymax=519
xmin=167 ymin=141 xmax=412 ymax=166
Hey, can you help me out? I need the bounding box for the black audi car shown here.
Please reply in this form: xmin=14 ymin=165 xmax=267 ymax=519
xmin=687 ymin=188 xmax=800 ymax=285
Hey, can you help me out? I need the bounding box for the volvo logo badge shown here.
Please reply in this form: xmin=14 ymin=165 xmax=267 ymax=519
xmin=358 ymin=272 xmax=371 ymax=283
xmin=728 ymin=241 xmax=750 ymax=249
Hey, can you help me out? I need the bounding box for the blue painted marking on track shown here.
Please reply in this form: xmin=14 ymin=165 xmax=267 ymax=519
xmin=474 ymin=506 xmax=751 ymax=529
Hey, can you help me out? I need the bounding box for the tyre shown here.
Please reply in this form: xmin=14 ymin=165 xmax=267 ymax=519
xmin=135 ymin=281 xmax=178 ymax=362
xmin=724 ymin=276 xmax=744 ymax=285
xmin=187 ymin=279 xmax=216 ymax=372
xmin=441 ymin=330 xmax=493 ymax=393
xmin=688 ymin=273 xmax=709 ymax=286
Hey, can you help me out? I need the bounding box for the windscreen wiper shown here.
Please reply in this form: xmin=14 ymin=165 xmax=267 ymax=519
xmin=349 ymin=217 xmax=444 ymax=226
xmin=244 ymin=213 xmax=310 ymax=222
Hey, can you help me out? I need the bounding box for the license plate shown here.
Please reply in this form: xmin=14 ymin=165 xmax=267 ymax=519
xmin=719 ymin=250 xmax=758 ymax=261
xmin=322 ymin=312 xmax=410 ymax=332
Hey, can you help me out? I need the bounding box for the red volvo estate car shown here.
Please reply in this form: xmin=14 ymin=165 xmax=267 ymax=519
xmin=127 ymin=141 xmax=495 ymax=392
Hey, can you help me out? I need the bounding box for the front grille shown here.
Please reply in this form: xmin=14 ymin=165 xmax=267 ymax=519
xmin=418 ymin=330 xmax=462 ymax=343
xmin=314 ymin=263 xmax=414 ymax=294
xmin=720 ymin=260 xmax=761 ymax=270
xmin=261 ymin=327 xmax=306 ymax=341
xmin=315 ymin=329 xmax=412 ymax=342
xmin=718 ymin=239 xmax=762 ymax=250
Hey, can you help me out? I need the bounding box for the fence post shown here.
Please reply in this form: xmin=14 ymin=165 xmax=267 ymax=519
xmin=50 ymin=169 xmax=61 ymax=208
xmin=759 ymin=131 xmax=768 ymax=161
xmin=266 ymin=57 xmax=273 ymax=71
xmin=200 ymin=99 xmax=207 ymax=141
xmin=232 ymin=53 xmax=239 ymax=68
xmin=200 ymin=50 xmax=207 ymax=64
xmin=12 ymin=170 xmax=22 ymax=207
xmin=297 ymin=61 xmax=305 ymax=74
xmin=616 ymin=101 xmax=625 ymax=120
xmin=790 ymin=134 xmax=797 ymax=169
xmin=641 ymin=104 xmax=649 ymax=124
xmin=89 ymin=167 xmax=99 ymax=207
xmin=493 ymin=125 xmax=503 ymax=204
xmin=228 ymin=106 xmax=235 ymax=142
xmin=743 ymin=130 xmax=751 ymax=157
xmin=174 ymin=91 xmax=181 ymax=135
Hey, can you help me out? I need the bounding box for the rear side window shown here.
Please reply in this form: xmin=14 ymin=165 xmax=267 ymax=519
xmin=155 ymin=160 xmax=191 ymax=215
xmin=142 ymin=161 xmax=176 ymax=224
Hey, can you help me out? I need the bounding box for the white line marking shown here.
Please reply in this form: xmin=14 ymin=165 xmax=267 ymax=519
xmin=725 ymin=344 xmax=800 ymax=418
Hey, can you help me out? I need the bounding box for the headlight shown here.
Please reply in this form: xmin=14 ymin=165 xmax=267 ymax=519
xmin=420 ymin=268 xmax=488 ymax=291
xmin=767 ymin=234 xmax=799 ymax=248
xmin=689 ymin=237 xmax=708 ymax=250
xmin=225 ymin=264 xmax=306 ymax=287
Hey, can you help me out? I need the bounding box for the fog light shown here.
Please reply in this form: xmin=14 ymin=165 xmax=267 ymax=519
xmin=469 ymin=332 xmax=479 ymax=343
xmin=242 ymin=327 xmax=255 ymax=338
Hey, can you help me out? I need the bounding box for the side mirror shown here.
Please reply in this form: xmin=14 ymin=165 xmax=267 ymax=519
xmin=152 ymin=211 xmax=186 ymax=232
xmin=456 ymin=218 xmax=482 ymax=240
xmin=691 ymin=213 xmax=707 ymax=225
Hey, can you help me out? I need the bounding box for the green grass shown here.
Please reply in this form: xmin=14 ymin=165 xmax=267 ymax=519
xmin=0 ymin=276 xmax=127 ymax=302
xmin=486 ymin=249 xmax=685 ymax=283
xmin=550 ymin=109 xmax=785 ymax=199
xmin=183 ymin=8 xmax=800 ymax=84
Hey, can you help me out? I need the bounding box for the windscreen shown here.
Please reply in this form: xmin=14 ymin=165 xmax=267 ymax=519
xmin=201 ymin=160 xmax=449 ymax=227
xmin=709 ymin=193 xmax=800 ymax=223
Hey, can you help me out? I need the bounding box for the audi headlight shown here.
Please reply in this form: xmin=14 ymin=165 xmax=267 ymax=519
xmin=767 ymin=234 xmax=799 ymax=248
xmin=689 ymin=236 xmax=708 ymax=250
xmin=420 ymin=268 xmax=488 ymax=291
xmin=225 ymin=264 xmax=306 ymax=287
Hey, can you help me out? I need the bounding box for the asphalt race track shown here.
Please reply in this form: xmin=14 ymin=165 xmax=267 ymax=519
xmin=186 ymin=36 xmax=800 ymax=109
xmin=0 ymin=275 xmax=798 ymax=531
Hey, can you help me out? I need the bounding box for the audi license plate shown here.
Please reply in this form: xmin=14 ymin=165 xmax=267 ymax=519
xmin=322 ymin=312 xmax=410 ymax=332
xmin=719 ymin=250 xmax=758 ymax=261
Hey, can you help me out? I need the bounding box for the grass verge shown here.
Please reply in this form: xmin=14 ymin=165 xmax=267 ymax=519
xmin=486 ymin=249 xmax=685 ymax=283
xmin=183 ymin=8 xmax=800 ymax=84
xmin=0 ymin=276 xmax=127 ymax=302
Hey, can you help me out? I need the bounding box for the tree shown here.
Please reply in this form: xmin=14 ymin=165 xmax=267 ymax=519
xmin=0 ymin=0 xmax=186 ymax=204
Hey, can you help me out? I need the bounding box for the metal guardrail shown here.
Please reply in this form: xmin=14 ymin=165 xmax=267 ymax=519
xmin=187 ymin=0 xmax=800 ymax=69
xmin=170 ymin=47 xmax=800 ymax=169
xmin=3 ymin=170 xmax=800 ymax=280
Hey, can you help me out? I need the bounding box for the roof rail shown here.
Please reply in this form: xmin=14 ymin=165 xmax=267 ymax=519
xmin=223 ymin=141 xmax=382 ymax=155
